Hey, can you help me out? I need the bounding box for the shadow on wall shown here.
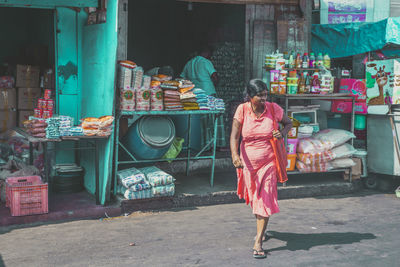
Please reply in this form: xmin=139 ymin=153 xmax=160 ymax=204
xmin=267 ymin=231 xmax=376 ymax=252
xmin=0 ymin=253 xmax=5 ymax=267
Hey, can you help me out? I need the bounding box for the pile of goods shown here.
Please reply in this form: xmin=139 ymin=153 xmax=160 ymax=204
xmin=117 ymin=166 xmax=175 ymax=200
xmin=22 ymin=119 xmax=48 ymax=138
xmin=266 ymin=50 xmax=333 ymax=95
xmin=81 ymin=116 xmax=114 ymax=137
xmin=117 ymin=60 xmax=225 ymax=112
xmin=0 ymin=64 xmax=55 ymax=134
xmin=22 ymin=115 xmax=114 ymax=139
xmin=295 ymin=129 xmax=357 ymax=172
xmin=162 ymin=80 xmax=183 ymax=111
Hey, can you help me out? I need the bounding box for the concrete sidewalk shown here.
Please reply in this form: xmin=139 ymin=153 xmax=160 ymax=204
xmin=1 ymin=191 xmax=398 ymax=266
xmin=1 ymin=157 xmax=364 ymax=227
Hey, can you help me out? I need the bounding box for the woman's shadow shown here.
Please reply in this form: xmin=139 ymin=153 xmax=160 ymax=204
xmin=266 ymin=231 xmax=376 ymax=252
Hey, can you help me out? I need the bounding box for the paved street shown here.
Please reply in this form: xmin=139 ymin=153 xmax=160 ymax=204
xmin=0 ymin=190 xmax=399 ymax=267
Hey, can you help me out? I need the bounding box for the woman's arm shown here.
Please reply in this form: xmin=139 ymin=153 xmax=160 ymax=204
xmin=230 ymin=119 xmax=243 ymax=168
xmin=280 ymin=114 xmax=293 ymax=137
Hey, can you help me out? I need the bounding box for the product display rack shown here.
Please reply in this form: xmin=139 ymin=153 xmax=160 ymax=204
xmin=114 ymin=109 xmax=225 ymax=194
xmin=264 ymin=67 xmax=330 ymax=72
xmin=269 ymin=93 xmax=356 ymax=182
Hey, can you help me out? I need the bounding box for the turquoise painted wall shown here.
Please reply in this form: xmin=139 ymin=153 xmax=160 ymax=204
xmin=79 ymin=2 xmax=117 ymax=204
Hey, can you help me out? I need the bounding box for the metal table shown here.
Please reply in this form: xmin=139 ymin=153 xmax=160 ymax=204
xmin=15 ymin=128 xmax=108 ymax=205
xmin=269 ymin=93 xmax=356 ymax=182
xmin=114 ymin=110 xmax=225 ymax=193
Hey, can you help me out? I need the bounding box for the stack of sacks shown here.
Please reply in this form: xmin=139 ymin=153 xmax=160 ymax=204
xmin=23 ymin=119 xmax=48 ymax=138
xmin=193 ymin=88 xmax=209 ymax=110
xmin=296 ymin=129 xmax=356 ymax=172
xmin=152 ymin=74 xmax=172 ymax=82
xmin=117 ymin=167 xmax=153 ymax=200
xmin=162 ymin=81 xmax=183 ymax=110
xmin=177 ymin=79 xmax=195 ymax=94
xmin=81 ymin=116 xmax=114 ymax=137
xmin=150 ymin=81 xmax=163 ymax=111
xmin=46 ymin=117 xmax=61 ymax=139
xmin=139 ymin=166 xmax=175 ymax=197
xmin=97 ymin=116 xmax=114 ymax=137
xmin=180 ymin=90 xmax=199 ymax=110
xmin=58 ymin=116 xmax=74 ymax=136
xmin=207 ymin=95 xmax=216 ymax=110
xmin=215 ymin=98 xmax=225 ymax=111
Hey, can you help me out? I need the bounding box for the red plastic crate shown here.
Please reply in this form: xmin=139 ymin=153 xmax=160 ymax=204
xmin=6 ymin=176 xmax=43 ymax=207
xmin=6 ymin=176 xmax=48 ymax=216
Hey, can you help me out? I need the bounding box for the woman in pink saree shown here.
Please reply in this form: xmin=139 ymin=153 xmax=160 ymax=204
xmin=230 ymin=79 xmax=292 ymax=259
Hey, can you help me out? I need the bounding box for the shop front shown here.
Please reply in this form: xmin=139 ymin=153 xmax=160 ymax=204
xmin=113 ymin=0 xmax=315 ymax=202
xmin=0 ymin=0 xmax=118 ymax=219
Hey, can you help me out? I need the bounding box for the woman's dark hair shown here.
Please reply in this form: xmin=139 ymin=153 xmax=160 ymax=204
xmin=245 ymin=79 xmax=268 ymax=100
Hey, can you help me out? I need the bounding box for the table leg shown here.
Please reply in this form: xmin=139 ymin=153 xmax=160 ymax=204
xmin=186 ymin=114 xmax=192 ymax=176
xmin=210 ymin=114 xmax=218 ymax=187
xmin=74 ymin=140 xmax=80 ymax=166
xmin=43 ymin=142 xmax=50 ymax=197
xmin=95 ymin=141 xmax=100 ymax=205
xmin=114 ymin=114 xmax=120 ymax=196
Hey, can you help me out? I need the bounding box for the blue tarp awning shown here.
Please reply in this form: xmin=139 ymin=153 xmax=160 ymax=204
xmin=312 ymin=17 xmax=400 ymax=58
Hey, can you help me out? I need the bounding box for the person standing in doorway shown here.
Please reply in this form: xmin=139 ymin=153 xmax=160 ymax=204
xmin=180 ymin=45 xmax=226 ymax=149
xmin=230 ymin=79 xmax=292 ymax=259
xmin=180 ymin=45 xmax=218 ymax=96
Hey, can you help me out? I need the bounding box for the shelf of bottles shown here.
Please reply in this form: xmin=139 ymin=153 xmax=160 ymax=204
xmin=265 ymin=51 xmax=333 ymax=95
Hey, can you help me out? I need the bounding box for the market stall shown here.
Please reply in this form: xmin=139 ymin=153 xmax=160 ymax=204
xmin=114 ymin=60 xmax=226 ymax=200
xmin=0 ymin=0 xmax=118 ymax=217
xmin=311 ymin=17 xmax=400 ymax=188
xmin=264 ymin=50 xmax=359 ymax=181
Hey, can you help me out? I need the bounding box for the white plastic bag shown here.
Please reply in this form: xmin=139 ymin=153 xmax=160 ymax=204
xmin=297 ymin=137 xmax=334 ymax=154
xmin=330 ymin=158 xmax=356 ymax=169
xmin=331 ymin=143 xmax=357 ymax=159
xmin=314 ymin=129 xmax=356 ymax=148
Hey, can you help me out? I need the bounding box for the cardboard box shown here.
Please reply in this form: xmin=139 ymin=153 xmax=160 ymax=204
xmin=16 ymin=64 xmax=40 ymax=88
xmin=344 ymin=158 xmax=362 ymax=181
xmin=0 ymin=110 xmax=17 ymax=132
xmin=18 ymin=110 xmax=34 ymax=127
xmin=339 ymin=79 xmax=367 ymax=102
xmin=18 ymin=88 xmax=41 ymax=110
xmin=0 ymin=88 xmax=17 ymax=110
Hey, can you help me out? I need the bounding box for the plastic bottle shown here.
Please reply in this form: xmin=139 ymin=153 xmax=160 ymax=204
xmin=317 ymin=53 xmax=323 ymax=67
xmin=305 ymin=72 xmax=311 ymax=93
xmin=311 ymin=70 xmax=320 ymax=94
xmin=296 ymin=53 xmax=302 ymax=69
xmin=289 ymin=52 xmax=295 ymax=69
xmin=302 ymin=53 xmax=309 ymax=69
xmin=309 ymin=52 xmax=316 ymax=68
xmin=298 ymin=72 xmax=306 ymax=94
xmin=323 ymin=54 xmax=331 ymax=69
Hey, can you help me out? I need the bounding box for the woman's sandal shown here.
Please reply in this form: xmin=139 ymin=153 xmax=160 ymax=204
xmin=253 ymin=249 xmax=266 ymax=259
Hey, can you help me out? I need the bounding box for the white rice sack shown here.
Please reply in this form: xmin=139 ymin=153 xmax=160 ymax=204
xmin=297 ymin=137 xmax=334 ymax=154
xmin=124 ymin=188 xmax=153 ymax=200
xmin=330 ymin=158 xmax=356 ymax=169
xmin=139 ymin=166 xmax=175 ymax=187
xmin=152 ymin=184 xmax=175 ymax=197
xmin=331 ymin=143 xmax=357 ymax=159
xmin=117 ymin=167 xmax=146 ymax=188
xmin=314 ymin=129 xmax=356 ymax=148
